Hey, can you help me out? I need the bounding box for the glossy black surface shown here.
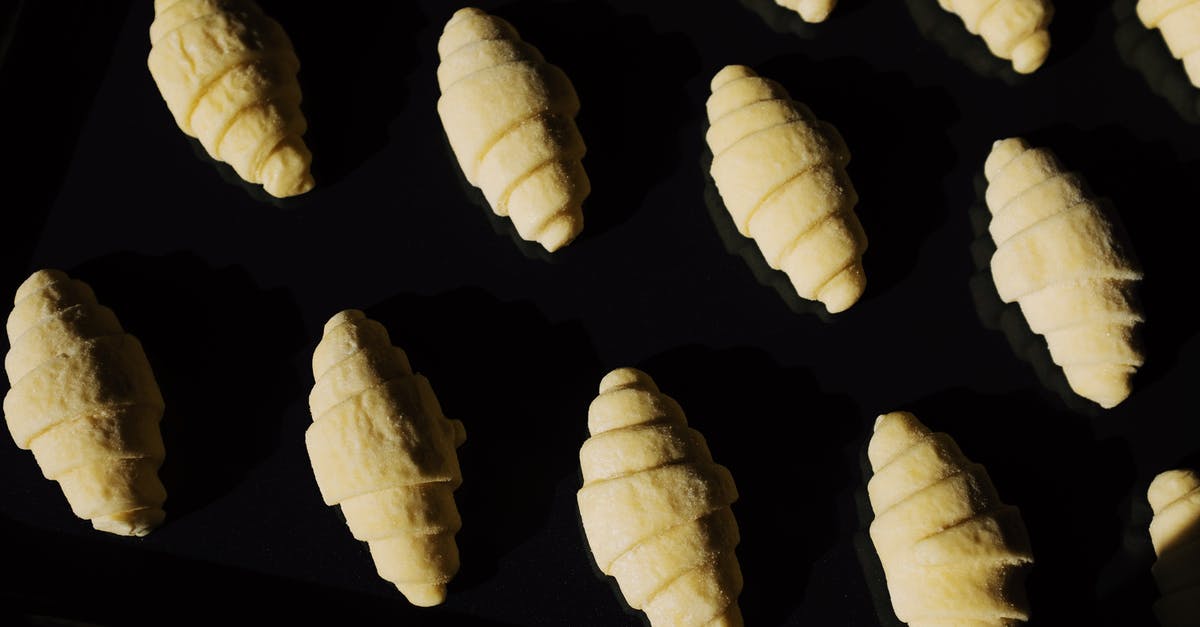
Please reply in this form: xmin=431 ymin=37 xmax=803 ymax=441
xmin=3 ymin=1 xmax=1199 ymax=625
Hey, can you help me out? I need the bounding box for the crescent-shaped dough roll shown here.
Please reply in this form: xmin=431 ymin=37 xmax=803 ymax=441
xmin=1138 ymin=0 xmax=1200 ymax=87
xmin=936 ymin=0 xmax=1054 ymax=73
xmin=306 ymin=310 xmax=467 ymax=607
xmin=983 ymin=137 xmax=1144 ymax=409
xmin=3 ymin=270 xmax=166 ymax=537
xmin=577 ymin=368 xmax=743 ymax=627
xmin=1148 ymin=469 xmax=1200 ymax=626
xmin=775 ymin=0 xmax=839 ymax=23
xmin=706 ymin=65 xmax=868 ymax=314
xmin=868 ymin=411 xmax=1034 ymax=625
xmin=147 ymin=0 xmax=314 ymax=198
xmin=436 ymin=7 xmax=589 ymax=252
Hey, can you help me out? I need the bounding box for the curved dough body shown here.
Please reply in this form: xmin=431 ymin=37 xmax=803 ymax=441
xmin=1148 ymin=469 xmax=1200 ymax=626
xmin=1139 ymin=0 xmax=1200 ymax=87
xmin=868 ymin=411 xmax=1033 ymax=626
xmin=3 ymin=270 xmax=166 ymax=536
xmin=706 ymin=65 xmax=868 ymax=314
xmin=577 ymin=368 xmax=743 ymax=626
xmin=983 ymin=137 xmax=1144 ymax=409
xmin=775 ymin=0 xmax=839 ymax=23
xmin=148 ymin=0 xmax=314 ymax=198
xmin=436 ymin=7 xmax=589 ymax=253
xmin=306 ymin=310 xmax=467 ymax=607
xmin=937 ymin=0 xmax=1054 ymax=73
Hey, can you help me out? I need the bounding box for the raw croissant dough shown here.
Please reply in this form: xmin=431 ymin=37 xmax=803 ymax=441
xmin=3 ymin=270 xmax=166 ymax=536
xmin=775 ymin=0 xmax=838 ymax=23
xmin=437 ymin=7 xmax=589 ymax=252
xmin=868 ymin=411 xmax=1033 ymax=625
xmin=306 ymin=310 xmax=467 ymax=607
xmin=148 ymin=0 xmax=314 ymax=198
xmin=984 ymin=137 xmax=1144 ymax=409
xmin=936 ymin=0 xmax=1054 ymax=73
xmin=1148 ymin=468 xmax=1200 ymax=626
xmin=706 ymin=65 xmax=868 ymax=313
xmin=1138 ymin=0 xmax=1200 ymax=87
xmin=577 ymin=368 xmax=743 ymax=627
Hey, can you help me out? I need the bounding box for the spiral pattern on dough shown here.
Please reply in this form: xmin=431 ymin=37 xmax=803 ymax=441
xmin=1139 ymin=0 xmax=1200 ymax=87
xmin=774 ymin=0 xmax=839 ymax=23
xmin=306 ymin=310 xmax=467 ymax=607
xmin=706 ymin=65 xmax=868 ymax=314
xmin=436 ymin=7 xmax=589 ymax=253
xmin=983 ymin=138 xmax=1144 ymax=409
xmin=1148 ymin=469 xmax=1200 ymax=626
xmin=3 ymin=270 xmax=166 ymax=537
xmin=577 ymin=368 xmax=742 ymax=627
xmin=937 ymin=0 xmax=1054 ymax=73
xmin=148 ymin=0 xmax=313 ymax=198
xmin=868 ymin=412 xmax=1033 ymax=626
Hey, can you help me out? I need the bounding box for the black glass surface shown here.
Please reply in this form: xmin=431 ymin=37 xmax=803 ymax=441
xmin=3 ymin=1 xmax=1198 ymax=625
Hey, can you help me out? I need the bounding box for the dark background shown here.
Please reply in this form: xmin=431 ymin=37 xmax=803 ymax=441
xmin=2 ymin=0 xmax=1197 ymax=625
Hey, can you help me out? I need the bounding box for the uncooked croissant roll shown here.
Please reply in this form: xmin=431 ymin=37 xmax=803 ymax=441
xmin=3 ymin=270 xmax=166 ymax=536
xmin=936 ymin=0 xmax=1054 ymax=73
xmin=1148 ymin=468 xmax=1200 ymax=626
xmin=775 ymin=0 xmax=838 ymax=23
xmin=1139 ymin=0 xmax=1200 ymax=87
xmin=306 ymin=310 xmax=467 ymax=607
xmin=706 ymin=64 xmax=868 ymax=314
xmin=984 ymin=137 xmax=1144 ymax=409
xmin=147 ymin=0 xmax=314 ymax=198
xmin=577 ymin=368 xmax=742 ymax=626
xmin=868 ymin=411 xmax=1033 ymax=625
xmin=436 ymin=7 xmax=589 ymax=252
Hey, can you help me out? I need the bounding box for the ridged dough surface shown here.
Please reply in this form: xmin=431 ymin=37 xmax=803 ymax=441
xmin=148 ymin=0 xmax=313 ymax=197
xmin=436 ymin=7 xmax=589 ymax=252
xmin=1138 ymin=0 xmax=1200 ymax=87
xmin=3 ymin=270 xmax=166 ymax=537
xmin=937 ymin=0 xmax=1054 ymax=73
xmin=775 ymin=0 xmax=839 ymax=23
xmin=577 ymin=368 xmax=743 ymax=627
xmin=1148 ymin=468 xmax=1200 ymax=626
xmin=306 ymin=310 xmax=467 ymax=607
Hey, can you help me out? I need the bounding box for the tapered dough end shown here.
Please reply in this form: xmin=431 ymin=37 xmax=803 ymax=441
xmin=868 ymin=411 xmax=931 ymax=470
xmin=1062 ymin=363 xmax=1135 ymax=409
xmin=598 ymin=367 xmax=658 ymax=395
xmin=14 ymin=269 xmax=71 ymax=303
xmin=446 ymin=6 xmax=486 ymax=27
xmin=1149 ymin=469 xmax=1200 ymax=513
xmin=534 ymin=212 xmax=583 ymax=253
xmin=322 ymin=309 xmax=366 ymax=334
xmin=711 ymin=65 xmax=757 ymax=91
xmin=397 ymin=582 xmax=449 ymax=607
xmin=795 ymin=0 xmax=836 ymax=23
xmin=259 ymin=136 xmax=314 ymax=198
xmin=984 ymin=138 xmax=1031 ymax=183
xmin=93 ymin=507 xmax=166 ymax=537
xmin=816 ymin=262 xmax=866 ymax=313
xmin=1011 ymin=31 xmax=1051 ymax=74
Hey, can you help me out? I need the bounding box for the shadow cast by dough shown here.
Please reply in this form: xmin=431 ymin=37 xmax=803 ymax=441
xmin=1025 ymin=125 xmax=1198 ymax=391
xmin=0 ymin=512 xmax=515 ymax=626
xmin=364 ymin=288 xmax=603 ymax=596
xmin=71 ymin=252 xmax=308 ymax=525
xmin=903 ymin=0 xmax=1025 ymax=84
xmin=635 ymin=347 xmax=860 ymax=626
xmin=757 ymin=54 xmax=958 ymax=303
xmin=1112 ymin=0 xmax=1200 ymax=126
xmin=1094 ymin=477 xmax=1160 ymax=626
xmin=500 ymin=1 xmax=702 ymax=241
xmin=895 ymin=389 xmax=1137 ymax=624
xmin=964 ymin=171 xmax=1102 ymax=416
xmin=0 ymin=0 xmax=131 ymax=293
xmin=699 ymin=147 xmax=838 ymax=322
xmin=736 ymin=0 xmax=824 ymax=39
xmin=258 ymin=1 xmax=423 ymax=188
xmin=184 ymin=137 xmax=313 ymax=209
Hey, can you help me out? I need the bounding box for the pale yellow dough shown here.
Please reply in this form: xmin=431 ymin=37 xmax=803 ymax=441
xmin=706 ymin=65 xmax=868 ymax=314
xmin=577 ymin=368 xmax=742 ymax=627
xmin=3 ymin=270 xmax=166 ymax=537
xmin=983 ymin=137 xmax=1144 ymax=409
xmin=1148 ymin=468 xmax=1200 ymax=626
xmin=436 ymin=7 xmax=589 ymax=253
xmin=936 ymin=0 xmax=1054 ymax=73
xmin=1138 ymin=0 xmax=1200 ymax=86
xmin=147 ymin=0 xmax=313 ymax=198
xmin=774 ymin=0 xmax=839 ymax=23
xmin=306 ymin=310 xmax=466 ymax=607
xmin=868 ymin=412 xmax=1033 ymax=626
